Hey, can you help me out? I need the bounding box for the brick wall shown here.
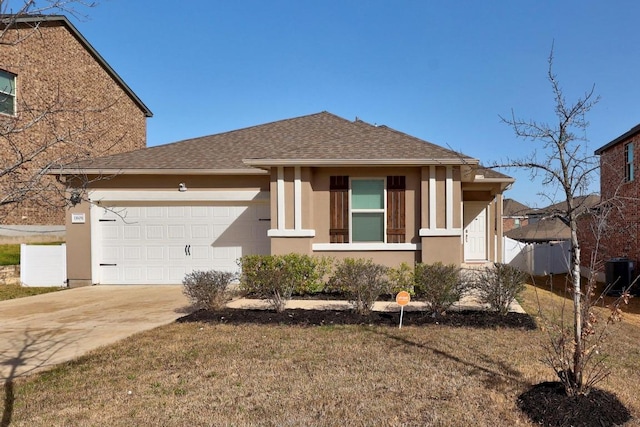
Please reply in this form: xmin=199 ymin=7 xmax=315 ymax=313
xmin=0 ymin=20 xmax=148 ymax=225
xmin=503 ymin=217 xmax=529 ymax=233
xmin=587 ymin=134 xmax=640 ymax=268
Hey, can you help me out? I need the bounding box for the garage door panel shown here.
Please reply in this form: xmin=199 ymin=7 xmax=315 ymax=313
xmin=98 ymin=203 xmax=269 ymax=285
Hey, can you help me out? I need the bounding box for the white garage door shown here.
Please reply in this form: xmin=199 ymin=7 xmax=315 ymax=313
xmin=96 ymin=204 xmax=270 ymax=284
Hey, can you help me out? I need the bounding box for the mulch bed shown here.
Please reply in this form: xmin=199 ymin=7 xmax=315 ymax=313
xmin=517 ymin=381 xmax=631 ymax=427
xmin=178 ymin=307 xmax=537 ymax=329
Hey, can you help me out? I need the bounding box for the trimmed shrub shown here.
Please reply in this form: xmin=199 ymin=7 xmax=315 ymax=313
xmin=414 ymin=262 xmax=467 ymax=316
xmin=182 ymin=270 xmax=236 ymax=310
xmin=327 ymin=258 xmax=389 ymax=315
xmin=238 ymin=254 xmax=331 ymax=312
xmin=388 ymin=262 xmax=415 ymax=295
xmin=473 ymin=263 xmax=526 ymax=315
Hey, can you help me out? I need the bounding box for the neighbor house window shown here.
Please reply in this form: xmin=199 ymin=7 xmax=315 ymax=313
xmin=625 ymin=142 xmax=634 ymax=182
xmin=329 ymin=176 xmax=405 ymax=243
xmin=0 ymin=70 xmax=16 ymax=116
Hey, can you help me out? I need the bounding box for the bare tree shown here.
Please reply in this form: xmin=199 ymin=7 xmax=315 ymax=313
xmin=497 ymin=47 xmax=614 ymax=395
xmin=0 ymin=1 xmax=147 ymax=225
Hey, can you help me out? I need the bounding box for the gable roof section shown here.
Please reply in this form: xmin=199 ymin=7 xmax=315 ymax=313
xmin=594 ymin=123 xmax=640 ymax=154
xmin=63 ymin=112 xmax=491 ymax=175
xmin=505 ymin=217 xmax=570 ymax=243
xmin=4 ymin=14 xmax=152 ymax=118
xmin=503 ymin=199 xmax=530 ymax=217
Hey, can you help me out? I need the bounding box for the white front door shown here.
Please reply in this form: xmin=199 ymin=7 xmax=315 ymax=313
xmin=96 ymin=204 xmax=270 ymax=284
xmin=464 ymin=203 xmax=487 ymax=261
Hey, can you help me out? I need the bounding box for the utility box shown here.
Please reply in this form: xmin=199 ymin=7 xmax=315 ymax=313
xmin=605 ymin=258 xmax=636 ymax=296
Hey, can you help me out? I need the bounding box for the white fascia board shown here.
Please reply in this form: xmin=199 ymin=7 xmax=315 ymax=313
xmin=268 ymin=229 xmax=316 ymax=237
xmin=312 ymin=243 xmax=420 ymax=251
xmin=243 ymin=158 xmax=479 ymax=167
xmin=89 ymin=189 xmax=269 ymax=202
xmin=419 ymin=228 xmax=462 ymax=237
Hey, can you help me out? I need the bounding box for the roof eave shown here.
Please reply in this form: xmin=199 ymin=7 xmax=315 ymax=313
xmin=242 ymin=158 xmax=480 ymax=167
xmin=52 ymin=168 xmax=268 ymax=176
xmin=594 ymin=122 xmax=640 ymax=154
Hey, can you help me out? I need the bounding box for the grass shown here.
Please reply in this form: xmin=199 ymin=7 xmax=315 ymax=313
xmin=0 ymin=244 xmax=20 ymax=266
xmin=4 ymin=277 xmax=640 ymax=426
xmin=0 ymin=242 xmax=65 ymax=266
xmin=0 ymin=285 xmax=63 ymax=301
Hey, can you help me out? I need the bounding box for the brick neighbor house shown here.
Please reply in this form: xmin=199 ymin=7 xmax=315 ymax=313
xmin=0 ymin=14 xmax=152 ymax=226
xmin=589 ymin=125 xmax=640 ymax=271
xmin=502 ymin=198 xmax=530 ymax=233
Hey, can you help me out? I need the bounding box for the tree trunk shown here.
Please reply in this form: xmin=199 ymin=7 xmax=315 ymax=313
xmin=570 ymin=214 xmax=583 ymax=394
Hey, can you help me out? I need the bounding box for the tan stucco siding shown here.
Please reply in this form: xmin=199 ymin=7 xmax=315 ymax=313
xmin=318 ymin=251 xmax=420 ymax=268
xmin=421 ymin=236 xmax=461 ymax=265
xmin=65 ymin=200 xmax=92 ymax=288
xmin=435 ymin=167 xmax=446 ymax=228
xmin=271 ymin=237 xmax=313 ymax=255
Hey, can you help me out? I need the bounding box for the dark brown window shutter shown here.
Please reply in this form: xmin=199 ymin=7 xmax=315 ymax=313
xmin=330 ymin=176 xmax=349 ymax=243
xmin=387 ymin=176 xmax=406 ymax=243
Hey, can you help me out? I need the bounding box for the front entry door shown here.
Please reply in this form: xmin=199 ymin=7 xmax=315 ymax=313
xmin=464 ymin=203 xmax=487 ymax=261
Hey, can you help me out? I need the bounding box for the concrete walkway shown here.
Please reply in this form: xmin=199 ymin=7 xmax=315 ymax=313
xmin=0 ymin=285 xmax=190 ymax=380
xmin=227 ymin=293 xmax=527 ymax=314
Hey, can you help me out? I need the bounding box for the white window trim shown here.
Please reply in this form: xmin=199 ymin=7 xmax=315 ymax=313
xmin=313 ymin=243 xmax=420 ymax=251
xmin=350 ymin=177 xmax=387 ymax=243
xmin=625 ymin=142 xmax=634 ymax=182
xmin=268 ymin=229 xmax=315 ymax=237
xmin=419 ymin=228 xmax=462 ymax=237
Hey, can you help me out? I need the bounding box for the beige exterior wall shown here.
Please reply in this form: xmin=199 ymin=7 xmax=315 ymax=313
xmin=0 ymin=21 xmax=148 ymax=225
xmin=65 ymin=200 xmax=92 ymax=287
xmin=271 ymin=237 xmax=313 ymax=255
xmin=316 ymin=251 xmax=420 ymax=268
xmin=421 ymin=236 xmax=461 ymax=265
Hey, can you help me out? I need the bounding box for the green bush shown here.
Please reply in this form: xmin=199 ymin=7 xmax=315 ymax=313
xmin=414 ymin=262 xmax=467 ymax=316
xmin=473 ymin=263 xmax=526 ymax=315
xmin=388 ymin=262 xmax=415 ymax=295
xmin=238 ymin=254 xmax=330 ymax=312
xmin=327 ymin=258 xmax=389 ymax=315
xmin=182 ymin=270 xmax=236 ymax=310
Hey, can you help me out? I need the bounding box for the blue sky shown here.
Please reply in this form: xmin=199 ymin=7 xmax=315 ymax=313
xmin=64 ymin=0 xmax=640 ymax=207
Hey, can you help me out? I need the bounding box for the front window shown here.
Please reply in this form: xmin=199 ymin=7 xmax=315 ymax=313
xmin=0 ymin=70 xmax=16 ymax=116
xmin=625 ymin=142 xmax=634 ymax=182
xmin=351 ymin=179 xmax=385 ymax=242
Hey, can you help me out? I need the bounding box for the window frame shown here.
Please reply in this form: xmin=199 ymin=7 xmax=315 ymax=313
xmin=0 ymin=70 xmax=16 ymax=116
xmin=625 ymin=142 xmax=634 ymax=183
xmin=349 ymin=177 xmax=387 ymax=243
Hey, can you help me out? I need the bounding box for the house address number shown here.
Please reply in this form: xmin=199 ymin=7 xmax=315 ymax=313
xmin=71 ymin=213 xmax=85 ymax=224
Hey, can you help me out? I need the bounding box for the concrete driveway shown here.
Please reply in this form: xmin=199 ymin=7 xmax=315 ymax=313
xmin=0 ymin=285 xmax=190 ymax=380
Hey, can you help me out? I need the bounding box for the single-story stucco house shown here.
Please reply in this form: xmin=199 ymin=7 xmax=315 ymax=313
xmin=59 ymin=112 xmax=513 ymax=286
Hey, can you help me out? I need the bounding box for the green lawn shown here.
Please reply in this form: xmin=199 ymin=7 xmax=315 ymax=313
xmin=0 ymin=244 xmax=20 ymax=265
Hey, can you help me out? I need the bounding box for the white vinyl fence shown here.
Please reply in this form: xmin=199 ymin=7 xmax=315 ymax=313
xmin=503 ymin=237 xmax=571 ymax=276
xmin=20 ymin=244 xmax=67 ymax=287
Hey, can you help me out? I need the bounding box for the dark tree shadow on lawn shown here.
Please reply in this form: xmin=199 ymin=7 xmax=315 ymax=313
xmin=0 ymin=327 xmax=88 ymax=427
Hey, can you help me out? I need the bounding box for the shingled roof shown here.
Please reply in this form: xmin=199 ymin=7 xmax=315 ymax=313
xmin=64 ymin=112 xmax=485 ymax=174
